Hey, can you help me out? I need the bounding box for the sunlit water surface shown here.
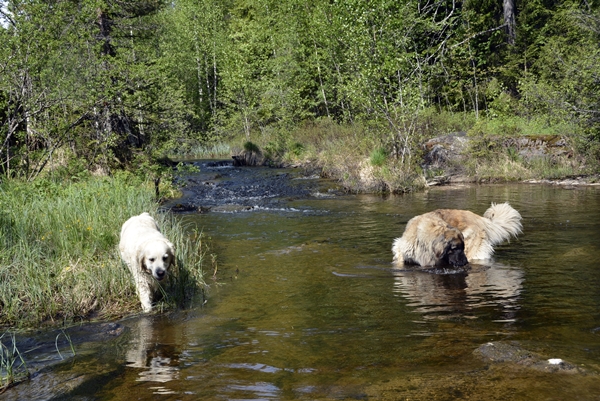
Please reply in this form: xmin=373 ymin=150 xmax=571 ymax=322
xmin=10 ymin=181 xmax=600 ymax=400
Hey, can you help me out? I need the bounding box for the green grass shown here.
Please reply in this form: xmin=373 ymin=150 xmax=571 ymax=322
xmin=0 ymin=173 xmax=208 ymax=329
xmin=462 ymin=149 xmax=584 ymax=182
xmin=370 ymin=148 xmax=388 ymax=167
xmin=464 ymin=117 xmax=587 ymax=181
xmin=468 ymin=114 xmax=577 ymax=138
xmin=243 ymin=141 xmax=261 ymax=153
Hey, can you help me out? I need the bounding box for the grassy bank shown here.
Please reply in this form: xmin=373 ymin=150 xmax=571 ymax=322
xmin=220 ymin=111 xmax=597 ymax=192
xmin=0 ymin=174 xmax=208 ymax=329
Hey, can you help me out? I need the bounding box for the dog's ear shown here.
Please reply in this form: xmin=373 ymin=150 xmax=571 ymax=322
xmin=138 ymin=252 xmax=150 ymax=274
xmin=433 ymin=227 xmax=464 ymax=261
xmin=166 ymin=241 xmax=175 ymax=267
xmin=432 ymin=235 xmax=449 ymax=260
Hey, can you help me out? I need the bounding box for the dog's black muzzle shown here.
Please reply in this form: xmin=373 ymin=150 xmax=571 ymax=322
xmin=449 ymin=253 xmax=469 ymax=267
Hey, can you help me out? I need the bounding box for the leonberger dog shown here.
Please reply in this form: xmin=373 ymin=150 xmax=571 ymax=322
xmin=392 ymin=202 xmax=522 ymax=268
xmin=119 ymin=213 xmax=175 ymax=312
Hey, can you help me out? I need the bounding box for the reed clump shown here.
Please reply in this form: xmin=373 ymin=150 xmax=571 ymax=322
xmin=0 ymin=332 xmax=28 ymax=393
xmin=0 ymin=173 xmax=207 ymax=328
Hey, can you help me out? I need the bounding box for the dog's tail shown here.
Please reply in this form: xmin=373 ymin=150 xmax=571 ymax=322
xmin=391 ymin=237 xmax=405 ymax=265
xmin=483 ymin=202 xmax=522 ymax=245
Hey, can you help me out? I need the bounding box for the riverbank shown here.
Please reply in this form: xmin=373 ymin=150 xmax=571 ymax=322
xmin=215 ymin=117 xmax=598 ymax=193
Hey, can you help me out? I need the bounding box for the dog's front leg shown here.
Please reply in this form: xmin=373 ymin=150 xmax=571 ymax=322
xmin=135 ymin=278 xmax=154 ymax=313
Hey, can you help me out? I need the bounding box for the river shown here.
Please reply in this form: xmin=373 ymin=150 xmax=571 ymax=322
xmin=6 ymin=161 xmax=600 ymax=400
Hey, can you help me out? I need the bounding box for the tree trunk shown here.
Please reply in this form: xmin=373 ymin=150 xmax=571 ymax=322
xmin=96 ymin=8 xmax=116 ymax=57
xmin=503 ymin=0 xmax=516 ymax=45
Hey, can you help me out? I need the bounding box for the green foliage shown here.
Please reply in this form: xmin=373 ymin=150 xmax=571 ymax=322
xmin=174 ymin=162 xmax=201 ymax=177
xmin=0 ymin=0 xmax=199 ymax=179
xmin=468 ymin=115 xmax=577 ymax=139
xmin=418 ymin=108 xmax=476 ymax=137
xmin=263 ymin=141 xmax=283 ymax=160
xmin=289 ymin=142 xmax=305 ymax=157
xmin=506 ymin=147 xmax=521 ymax=163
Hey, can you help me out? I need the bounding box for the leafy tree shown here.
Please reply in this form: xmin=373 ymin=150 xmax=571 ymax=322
xmin=0 ymin=0 xmax=186 ymax=179
xmin=159 ymin=0 xmax=227 ymax=137
xmin=0 ymin=0 xmax=87 ymax=178
xmin=2 ymin=0 xmax=600 ymax=180
xmin=520 ymin=4 xmax=600 ymax=155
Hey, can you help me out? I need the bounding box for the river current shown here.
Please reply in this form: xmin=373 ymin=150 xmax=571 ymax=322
xmin=7 ymin=161 xmax=600 ymax=400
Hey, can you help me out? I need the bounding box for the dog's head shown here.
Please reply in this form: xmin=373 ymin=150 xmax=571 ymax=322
xmin=434 ymin=227 xmax=468 ymax=268
xmin=139 ymin=240 xmax=174 ymax=281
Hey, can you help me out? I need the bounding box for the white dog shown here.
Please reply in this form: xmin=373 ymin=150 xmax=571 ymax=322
xmin=119 ymin=213 xmax=175 ymax=312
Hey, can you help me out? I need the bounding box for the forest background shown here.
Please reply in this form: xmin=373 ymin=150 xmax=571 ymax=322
xmin=1 ymin=0 xmax=600 ymax=191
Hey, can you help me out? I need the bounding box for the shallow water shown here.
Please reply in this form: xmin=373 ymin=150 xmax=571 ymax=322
xmin=7 ymin=168 xmax=600 ymax=400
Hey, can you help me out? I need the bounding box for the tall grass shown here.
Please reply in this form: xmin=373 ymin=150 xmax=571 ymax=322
xmin=277 ymin=119 xmax=426 ymax=193
xmin=468 ymin=114 xmax=578 ymax=138
xmin=464 ymin=153 xmax=582 ymax=182
xmin=0 ymin=173 xmax=207 ymax=328
xmin=465 ymin=119 xmax=586 ymax=181
xmin=169 ymin=142 xmax=231 ymax=159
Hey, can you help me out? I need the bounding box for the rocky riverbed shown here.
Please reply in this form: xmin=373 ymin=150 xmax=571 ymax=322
xmin=164 ymin=159 xmax=344 ymax=213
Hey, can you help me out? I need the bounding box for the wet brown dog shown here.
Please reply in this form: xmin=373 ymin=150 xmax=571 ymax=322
xmin=392 ymin=203 xmax=522 ymax=268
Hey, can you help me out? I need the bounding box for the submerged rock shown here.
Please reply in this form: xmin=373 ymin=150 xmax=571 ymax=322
xmin=474 ymin=341 xmax=588 ymax=374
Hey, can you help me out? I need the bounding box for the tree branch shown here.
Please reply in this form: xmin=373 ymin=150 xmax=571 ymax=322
xmin=450 ymin=24 xmax=508 ymax=49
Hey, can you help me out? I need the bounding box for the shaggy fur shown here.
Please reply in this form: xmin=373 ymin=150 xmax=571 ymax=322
xmin=119 ymin=213 xmax=175 ymax=312
xmin=392 ymin=202 xmax=522 ymax=268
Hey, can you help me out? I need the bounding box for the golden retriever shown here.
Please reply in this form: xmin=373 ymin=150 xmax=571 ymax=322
xmin=392 ymin=202 xmax=522 ymax=268
xmin=119 ymin=213 xmax=175 ymax=312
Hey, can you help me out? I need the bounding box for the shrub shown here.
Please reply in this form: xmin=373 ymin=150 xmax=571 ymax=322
xmin=243 ymin=141 xmax=261 ymax=153
xmin=370 ymin=147 xmax=388 ymax=167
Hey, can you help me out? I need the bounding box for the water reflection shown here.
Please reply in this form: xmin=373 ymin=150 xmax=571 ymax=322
xmin=125 ymin=317 xmax=179 ymax=393
xmin=224 ymin=382 xmax=281 ymax=399
xmin=392 ymin=263 xmax=523 ymax=321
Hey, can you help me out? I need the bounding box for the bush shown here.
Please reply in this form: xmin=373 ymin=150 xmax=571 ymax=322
xmin=370 ymin=147 xmax=388 ymax=167
xmin=243 ymin=141 xmax=261 ymax=153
